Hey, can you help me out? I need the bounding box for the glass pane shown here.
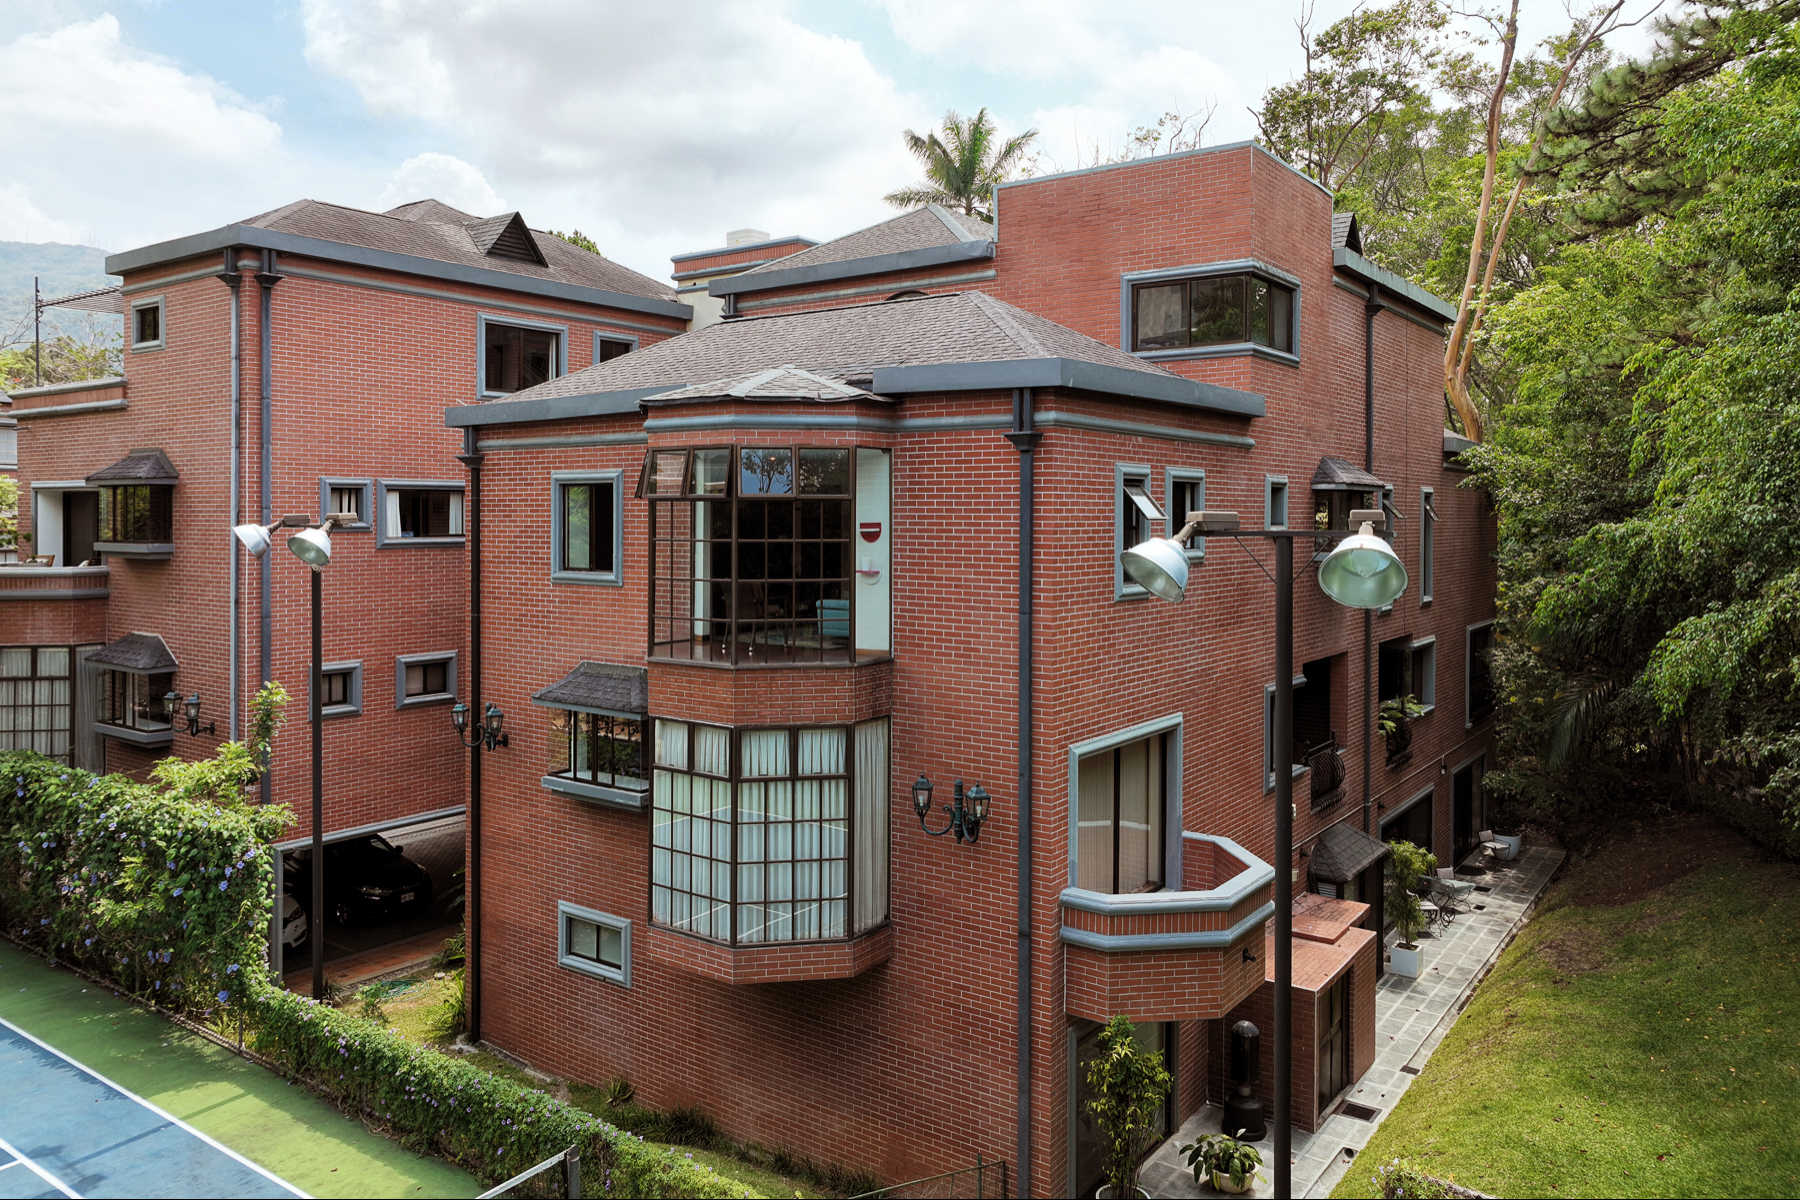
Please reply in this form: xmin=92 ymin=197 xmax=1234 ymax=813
xmin=1271 ymin=284 xmax=1294 ymax=353
xmin=563 ymin=484 xmax=591 ymax=571
xmin=1078 ymin=750 xmax=1115 ymax=893
xmin=797 ymin=727 xmax=845 ymax=775
xmin=0 ymin=649 xmax=29 ymax=678
xmin=1191 ymin=275 xmax=1247 ymax=345
xmin=739 ymin=448 xmax=794 ymax=495
xmin=598 ymin=924 xmax=624 ymax=968
xmin=692 ymin=725 xmax=729 ymax=776
xmin=569 ymin=917 xmax=598 ymax=960
xmin=1118 ymin=736 xmax=1160 ymax=892
xmin=649 ymin=451 xmax=687 ymax=495
xmin=1134 ymin=283 xmax=1187 ymax=350
xmin=1251 ymin=278 xmax=1272 ymax=346
xmin=742 ymin=730 xmax=789 ymax=777
xmin=798 ymin=449 xmax=850 ymax=495
xmin=690 ymin=448 xmax=730 ymax=496
xmin=655 ymin=720 xmax=688 ymax=769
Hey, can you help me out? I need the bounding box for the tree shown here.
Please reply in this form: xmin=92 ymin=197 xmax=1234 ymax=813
xmin=883 ymin=108 xmax=1037 ymax=220
xmin=0 ymin=474 xmax=17 ymax=556
xmin=546 ymin=229 xmax=603 ymax=256
xmin=0 ymin=326 xmax=123 ymax=390
xmin=1084 ymin=1015 xmax=1173 ymax=1198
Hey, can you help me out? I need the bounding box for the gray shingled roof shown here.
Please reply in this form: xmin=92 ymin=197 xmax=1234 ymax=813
xmin=1332 ymin=212 xmax=1362 ymax=254
xmin=493 ymin=290 xmax=1172 ymax=406
xmin=532 ymin=662 xmax=649 ymax=716
xmin=644 ymin=366 xmax=886 ymax=407
xmin=1312 ymin=456 xmax=1385 ymax=490
xmin=234 ymin=199 xmax=676 ymax=303
xmin=1309 ymin=820 xmax=1389 ymax=883
xmin=87 ymin=448 xmax=177 ymax=485
xmin=87 ymin=632 xmax=178 ymax=673
xmin=739 ymin=206 xmax=994 ymax=278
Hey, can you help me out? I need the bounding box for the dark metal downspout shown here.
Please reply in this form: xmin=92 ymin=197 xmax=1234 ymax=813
xmin=459 ymin=428 xmax=485 ymax=1044
xmin=1362 ymin=282 xmax=1381 ymax=836
xmin=256 ymin=251 xmax=283 ymax=804
xmin=1004 ymin=388 xmax=1040 ymax=1194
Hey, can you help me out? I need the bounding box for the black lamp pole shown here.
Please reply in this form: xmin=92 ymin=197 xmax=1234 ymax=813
xmin=311 ymin=566 xmax=325 ymax=1002
xmin=1272 ymin=533 xmax=1294 ymax=1198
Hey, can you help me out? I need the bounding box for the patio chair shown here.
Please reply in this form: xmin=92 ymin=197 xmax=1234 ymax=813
xmin=1428 ymin=867 xmax=1474 ymax=921
xmin=1478 ymin=828 xmax=1508 ymax=870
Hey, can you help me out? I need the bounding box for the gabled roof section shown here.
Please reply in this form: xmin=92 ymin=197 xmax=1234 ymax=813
xmin=1308 ymin=820 xmax=1390 ymax=883
xmin=1332 ymin=212 xmax=1362 ymax=254
xmin=711 ymin=206 xmax=995 ymax=298
xmin=87 ymin=448 xmax=177 ymax=486
xmin=463 ymin=212 xmax=547 ymax=266
xmin=448 ymin=289 xmax=1265 ymax=427
xmin=1312 ymin=457 xmax=1385 ymax=491
xmin=87 ymin=632 xmax=178 ymax=674
xmin=644 ymin=366 xmax=885 ymax=406
xmin=386 ymin=199 xmax=481 ymax=223
xmin=532 ymin=662 xmax=648 ymax=717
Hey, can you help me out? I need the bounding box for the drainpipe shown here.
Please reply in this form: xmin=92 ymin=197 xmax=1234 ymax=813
xmin=1004 ymin=388 xmax=1040 ymax=1194
xmin=459 ymin=427 xmax=486 ymax=1044
xmin=257 ymin=251 xmax=282 ymax=803
xmin=217 ymin=251 xmax=242 ymax=742
xmin=1362 ymin=282 xmax=1381 ymax=835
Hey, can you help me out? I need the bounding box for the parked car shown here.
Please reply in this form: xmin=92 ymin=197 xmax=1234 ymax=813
xmin=285 ymin=833 xmax=433 ymax=927
xmin=280 ymin=891 xmax=309 ymax=951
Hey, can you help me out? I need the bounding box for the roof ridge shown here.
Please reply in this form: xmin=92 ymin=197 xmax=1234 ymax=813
xmin=968 ymin=291 xmax=1051 ymax=358
xmin=925 ymin=204 xmax=984 ymax=243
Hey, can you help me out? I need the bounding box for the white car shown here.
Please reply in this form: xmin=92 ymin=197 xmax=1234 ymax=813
xmin=281 ymin=893 xmax=309 ymax=951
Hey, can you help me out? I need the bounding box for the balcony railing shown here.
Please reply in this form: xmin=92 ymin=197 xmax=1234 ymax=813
xmin=1306 ymin=734 xmax=1347 ymax=812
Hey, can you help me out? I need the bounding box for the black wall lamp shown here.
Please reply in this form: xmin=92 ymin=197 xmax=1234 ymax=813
xmin=911 ymin=774 xmax=992 ymax=844
xmin=452 ymin=701 xmax=509 ymax=751
xmin=163 ymin=691 xmax=214 ymax=737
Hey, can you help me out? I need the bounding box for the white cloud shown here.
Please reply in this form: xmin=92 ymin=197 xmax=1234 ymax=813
xmin=376 ymin=153 xmax=507 ymax=215
xmin=0 ymin=183 xmax=85 ymax=244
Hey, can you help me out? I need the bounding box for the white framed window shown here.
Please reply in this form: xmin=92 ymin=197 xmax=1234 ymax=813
xmin=395 ymin=651 xmax=457 ymax=709
xmin=130 ymin=296 xmax=165 ymax=351
xmin=1166 ymin=469 xmax=1206 ymax=562
xmin=551 ymin=470 xmax=623 ymax=585
xmin=313 ymin=660 xmax=363 ymax=720
xmin=1265 ymin=475 xmax=1289 ymax=529
xmin=557 ymin=901 xmax=630 ymax=987
xmin=478 ymin=314 xmax=566 ymax=396
xmin=320 ymin=478 xmax=372 ymax=531
xmin=1420 ymin=487 xmax=1435 ymax=605
xmin=377 ymin=479 xmax=465 ymax=546
xmin=1116 ymin=463 xmax=1162 ymax=600
xmin=1410 ymin=638 xmax=1437 ymax=712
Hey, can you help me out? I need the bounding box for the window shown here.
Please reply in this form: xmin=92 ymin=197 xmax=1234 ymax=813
xmin=482 ymin=320 xmax=561 ymax=394
xmin=0 ymin=647 xmax=74 ymax=761
xmin=1294 ymin=656 xmax=1336 ymax=755
xmin=547 ymin=710 xmax=647 ymax=792
xmin=1410 ymin=639 xmax=1436 ymax=711
xmin=378 ymin=481 xmax=464 ymax=545
xmin=1076 ymin=731 xmax=1166 ymax=894
xmin=1131 ymin=273 xmax=1294 ymax=354
xmin=1264 ymin=676 xmax=1309 ymax=792
xmin=650 ymin=718 xmax=890 ymax=945
xmin=1466 ymin=623 xmax=1496 ymax=727
xmin=396 ymin=653 xmax=456 ymax=708
xmin=553 ymin=472 xmax=622 ymax=584
xmin=596 ymin=335 xmax=635 ymax=363
xmin=1266 ymin=476 xmax=1289 ymax=529
xmin=314 ymin=661 xmax=362 ymax=719
xmin=320 ymin=479 xmax=372 ymax=530
xmin=557 ymin=902 xmax=630 ymax=986
xmin=647 ymin=446 xmax=857 ymax=665
xmin=1419 ymin=488 xmax=1435 ymax=604
xmin=100 ymin=669 xmax=173 ymax=733
xmin=1166 ymin=470 xmax=1206 ymax=561
xmin=130 ymin=298 xmax=164 ymax=350
xmin=98 ymin=485 xmax=173 ymax=545
xmin=1116 ymin=464 xmax=1162 ymax=599
xmin=1312 ymin=488 xmax=1377 ymax=533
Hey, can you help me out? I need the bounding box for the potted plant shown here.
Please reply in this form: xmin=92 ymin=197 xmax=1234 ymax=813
xmin=1085 ymin=1014 xmax=1172 ymax=1199
xmin=1386 ymin=839 xmax=1437 ymax=977
xmin=1378 ymin=694 xmax=1426 ymax=766
xmin=1178 ymin=1132 xmax=1266 ymax=1195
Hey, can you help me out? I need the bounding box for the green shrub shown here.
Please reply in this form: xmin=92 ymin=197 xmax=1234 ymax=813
xmin=1369 ymin=1158 xmax=1457 ymax=1198
xmin=1084 ymin=1014 xmax=1173 ymax=1198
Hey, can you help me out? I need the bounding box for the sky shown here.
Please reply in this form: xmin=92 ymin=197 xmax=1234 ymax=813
xmin=0 ymin=0 xmax=1669 ymax=285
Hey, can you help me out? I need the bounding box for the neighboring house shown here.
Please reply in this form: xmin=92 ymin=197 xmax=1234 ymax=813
xmin=667 ymin=228 xmax=818 ymax=329
xmin=0 ymin=197 xmax=690 ymax=977
xmin=448 ymin=142 xmax=1497 ymax=1197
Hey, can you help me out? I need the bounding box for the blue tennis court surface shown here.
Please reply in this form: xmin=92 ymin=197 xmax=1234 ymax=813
xmin=0 ymin=1016 xmax=306 ymax=1199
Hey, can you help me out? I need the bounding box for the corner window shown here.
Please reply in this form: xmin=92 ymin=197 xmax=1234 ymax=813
xmin=553 ymin=472 xmax=621 ymax=584
xmin=595 ymin=335 xmax=635 ymax=363
xmin=557 ymin=902 xmax=630 ymax=987
xmin=378 ymin=481 xmax=464 ymax=545
xmin=1420 ymin=488 xmax=1435 ymax=604
xmin=1116 ymin=464 xmax=1162 ymax=599
xmin=480 ymin=318 xmax=563 ymax=395
xmin=1466 ymin=623 xmax=1496 ymax=727
xmin=1166 ymin=470 xmax=1206 ymax=561
xmin=547 ymin=709 xmax=647 ymax=793
xmin=321 ymin=479 xmax=372 ymax=530
xmin=130 ymin=298 xmax=164 ymax=350
xmin=1265 ymin=476 xmax=1289 ymax=529
xmin=1075 ymin=731 xmax=1166 ymax=894
xmin=1131 ymin=273 xmax=1294 ymax=354
xmin=100 ymin=669 xmax=173 ymax=733
xmin=98 ymin=485 xmax=173 ymax=545
xmin=396 ymin=652 xmax=456 ymax=708
xmin=315 ymin=661 xmax=362 ymax=719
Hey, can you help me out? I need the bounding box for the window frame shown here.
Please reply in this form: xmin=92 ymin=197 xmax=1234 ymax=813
xmin=1466 ymin=621 xmax=1496 ymax=729
xmin=541 ymin=706 xmax=649 ymax=809
xmin=1265 ymin=475 xmax=1290 ymax=530
xmin=0 ymin=645 xmax=78 ymax=762
xmin=1119 ymin=259 xmax=1301 ymax=364
xmin=1410 ymin=638 xmax=1437 ymax=713
xmin=1165 ymin=469 xmax=1206 ymax=563
xmin=551 ymin=470 xmax=624 ymax=586
xmin=1064 ymin=713 xmax=1184 ymax=892
xmin=1419 ymin=487 xmax=1435 ymax=605
xmin=592 ymin=331 xmax=639 ymax=364
xmin=129 ymin=295 xmax=165 ymax=352
xmin=97 ymin=667 xmax=176 ymax=746
xmin=1264 ymin=675 xmax=1311 ymax=793
xmin=319 ymin=478 xmax=373 ymax=532
xmin=395 ymin=651 xmax=457 ymax=710
xmin=376 ymin=479 xmax=466 ymax=548
xmin=95 ymin=483 xmax=174 ymax=553
xmin=477 ymin=313 xmax=567 ymax=398
xmin=312 ymin=660 xmax=363 ymax=720
xmin=556 ymin=900 xmax=631 ymax=987
xmin=1115 ymin=462 xmax=1160 ymax=601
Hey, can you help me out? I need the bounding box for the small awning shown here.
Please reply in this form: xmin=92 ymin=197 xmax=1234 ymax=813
xmin=1308 ymin=821 xmax=1390 ymax=884
xmin=87 ymin=448 xmax=178 ymax=486
xmin=41 ymin=285 xmax=125 ymax=315
xmin=1311 ymin=456 xmax=1385 ymax=492
xmin=86 ymin=632 xmax=178 ymax=674
xmin=531 ymin=662 xmax=648 ymax=718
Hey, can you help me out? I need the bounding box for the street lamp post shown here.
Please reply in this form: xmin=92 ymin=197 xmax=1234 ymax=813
xmin=1123 ymin=508 xmax=1406 ymax=1199
xmin=234 ymin=512 xmax=354 ymax=1002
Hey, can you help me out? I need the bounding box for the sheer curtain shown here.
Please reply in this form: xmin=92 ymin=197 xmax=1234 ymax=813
xmin=853 ymin=719 xmax=890 ymax=933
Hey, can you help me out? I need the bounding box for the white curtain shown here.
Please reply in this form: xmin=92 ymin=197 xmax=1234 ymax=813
xmin=655 ymin=720 xmax=688 ymax=769
xmin=447 ymin=491 xmax=464 ymax=536
xmin=798 ymin=727 xmax=845 ymax=775
xmin=693 ymin=725 xmax=729 ymax=776
xmin=742 ymin=729 xmax=788 ymax=778
xmin=383 ymin=488 xmax=401 ymax=539
xmin=853 ymin=719 xmax=890 ymax=933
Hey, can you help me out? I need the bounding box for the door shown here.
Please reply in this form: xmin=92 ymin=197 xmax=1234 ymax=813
xmin=63 ymin=492 xmax=98 ymax=566
xmin=1453 ymin=762 xmax=1480 ymax=866
xmin=1317 ymin=976 xmax=1348 ymax=1112
xmin=1072 ymin=1019 xmax=1171 ymax=1199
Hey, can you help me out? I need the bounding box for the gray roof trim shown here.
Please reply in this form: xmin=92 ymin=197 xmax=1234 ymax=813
xmin=444 ymin=386 xmax=674 ymax=428
xmin=994 ymin=139 xmax=1333 ymax=200
xmin=1333 ymin=248 xmax=1457 ymax=322
xmin=926 ymin=204 xmax=985 ymax=242
xmin=734 ymin=268 xmax=997 ymax=313
xmin=1059 ymin=901 xmax=1273 ymax=952
xmin=709 ymin=239 xmax=995 ymax=297
xmin=10 ymin=399 xmax=128 ymax=419
xmin=7 ymin=377 xmax=127 ymax=400
xmin=106 ymin=224 xmax=693 ymax=320
xmin=871 ymin=357 xmax=1265 ymax=417
xmin=670 ymin=258 xmax=787 ymax=282
xmin=669 ymin=235 xmax=819 ymax=264
xmin=1443 ymin=430 xmax=1476 ymax=456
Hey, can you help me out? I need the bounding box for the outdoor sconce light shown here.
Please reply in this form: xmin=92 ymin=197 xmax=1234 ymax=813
xmin=233 ymin=512 xmax=357 ymax=572
xmin=452 ymin=701 xmax=509 ymax=751
xmin=163 ymin=691 xmax=214 ymax=737
xmin=911 ymin=774 xmax=991 ymax=844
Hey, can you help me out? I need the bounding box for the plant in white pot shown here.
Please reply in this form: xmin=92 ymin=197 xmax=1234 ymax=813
xmin=1178 ymin=1131 xmax=1267 ymax=1195
xmin=1386 ymin=839 xmax=1437 ymax=979
xmin=1086 ymin=1014 xmax=1172 ymax=1199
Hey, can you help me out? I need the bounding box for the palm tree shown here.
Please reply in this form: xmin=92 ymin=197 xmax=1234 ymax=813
xmin=883 ymin=108 xmax=1038 ymax=221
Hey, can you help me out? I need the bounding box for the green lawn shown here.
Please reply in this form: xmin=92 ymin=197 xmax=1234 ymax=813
xmin=1333 ymin=817 xmax=1800 ymax=1199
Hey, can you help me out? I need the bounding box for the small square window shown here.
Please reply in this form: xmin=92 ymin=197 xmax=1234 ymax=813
xmin=1117 ymin=465 xmax=1160 ymax=598
xmin=321 ymin=479 xmax=372 ymax=530
xmin=131 ymin=300 xmax=164 ymax=349
xmin=314 ymin=661 xmax=363 ymax=719
xmin=557 ymin=902 xmax=630 ymax=986
xmin=597 ymin=337 xmax=633 ymax=362
xmin=1266 ymin=476 xmax=1289 ymax=529
xmin=1167 ymin=471 xmax=1206 ymax=561
xmin=396 ymin=653 xmax=456 ymax=708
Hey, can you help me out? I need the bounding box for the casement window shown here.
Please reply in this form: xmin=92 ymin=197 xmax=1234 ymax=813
xmin=130 ymin=297 xmax=164 ymax=350
xmin=552 ymin=472 xmax=622 ymax=584
xmin=557 ymin=902 xmax=630 ymax=986
xmin=1076 ymin=731 xmax=1167 ymax=894
xmin=1265 ymin=476 xmax=1289 ymax=529
xmin=0 ymin=646 xmax=74 ymax=761
xmin=646 ymin=446 xmax=892 ymax=665
xmin=1131 ymin=272 xmax=1294 ymax=354
xmin=378 ymin=481 xmax=464 ymax=545
xmin=1116 ymin=464 xmax=1163 ymax=599
xmin=320 ymin=479 xmax=372 ymax=530
xmin=98 ymin=485 xmax=172 ymax=545
xmin=100 ymin=669 xmax=174 ymax=734
xmin=1420 ymin=487 xmax=1435 ymax=604
xmin=650 ymin=718 xmax=890 ymax=945
xmin=481 ymin=319 xmax=563 ymax=395
xmin=1466 ymin=623 xmax=1496 ymax=727
xmin=1166 ymin=469 xmax=1206 ymax=561
xmin=1410 ymin=638 xmax=1437 ymax=711
xmin=314 ymin=661 xmax=362 ymax=720
xmin=396 ymin=652 xmax=456 ymax=709
xmin=548 ymin=710 xmax=647 ymax=794
xmin=595 ymin=335 xmax=635 ymax=363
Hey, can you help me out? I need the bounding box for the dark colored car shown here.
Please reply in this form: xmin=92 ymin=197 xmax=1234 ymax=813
xmin=285 ymin=833 xmax=433 ymax=927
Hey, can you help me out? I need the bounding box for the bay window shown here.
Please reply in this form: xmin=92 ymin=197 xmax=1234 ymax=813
xmin=1131 ymin=272 xmax=1295 ymax=354
xmin=1076 ymin=731 xmax=1167 ymax=894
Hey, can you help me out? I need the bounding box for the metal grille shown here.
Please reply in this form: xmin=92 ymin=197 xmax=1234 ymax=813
xmin=851 ymin=1157 xmax=1009 ymax=1199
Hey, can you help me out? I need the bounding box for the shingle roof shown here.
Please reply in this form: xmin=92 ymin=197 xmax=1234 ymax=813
xmin=644 ymin=366 xmax=886 ymax=407
xmin=86 ymin=632 xmax=178 ymax=673
xmin=1312 ymin=456 xmax=1385 ymax=490
xmin=233 ymin=199 xmax=676 ymax=303
xmin=87 ymin=448 xmax=177 ymax=485
xmin=1309 ymin=821 xmax=1389 ymax=883
xmin=1332 ymin=212 xmax=1362 ymax=254
xmin=532 ymin=662 xmax=648 ymax=716
xmin=738 ymin=206 xmax=994 ymax=278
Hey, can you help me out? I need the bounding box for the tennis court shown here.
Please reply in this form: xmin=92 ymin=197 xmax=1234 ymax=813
xmin=0 ymin=1016 xmax=306 ymax=1199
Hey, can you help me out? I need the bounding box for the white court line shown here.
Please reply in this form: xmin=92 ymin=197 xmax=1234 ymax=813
xmin=0 ymin=1015 xmax=310 ymax=1198
xmin=0 ymin=1133 xmax=81 ymax=1199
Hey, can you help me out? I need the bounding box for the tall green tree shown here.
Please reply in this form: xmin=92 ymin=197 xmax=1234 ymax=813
xmin=883 ymin=108 xmax=1037 ymax=221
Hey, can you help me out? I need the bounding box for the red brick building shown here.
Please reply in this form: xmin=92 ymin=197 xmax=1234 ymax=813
xmin=453 ymin=143 xmax=1496 ymax=1196
xmin=1 ymin=198 xmax=689 ymax=973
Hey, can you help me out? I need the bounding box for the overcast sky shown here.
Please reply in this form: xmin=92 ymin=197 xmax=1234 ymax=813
xmin=0 ymin=0 xmax=1668 ymax=284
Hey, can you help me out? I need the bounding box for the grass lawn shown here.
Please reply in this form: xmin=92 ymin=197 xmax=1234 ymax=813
xmin=1332 ymin=815 xmax=1800 ymax=1199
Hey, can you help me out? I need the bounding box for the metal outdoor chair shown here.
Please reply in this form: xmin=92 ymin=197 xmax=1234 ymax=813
xmin=1428 ymin=867 xmax=1475 ymax=923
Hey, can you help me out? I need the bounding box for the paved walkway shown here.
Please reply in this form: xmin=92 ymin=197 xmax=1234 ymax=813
xmin=282 ymin=925 xmax=457 ymax=994
xmin=1138 ymin=845 xmax=1564 ymax=1199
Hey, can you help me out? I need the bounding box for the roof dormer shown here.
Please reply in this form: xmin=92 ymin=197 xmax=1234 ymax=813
xmin=464 ymin=211 xmax=547 ymax=266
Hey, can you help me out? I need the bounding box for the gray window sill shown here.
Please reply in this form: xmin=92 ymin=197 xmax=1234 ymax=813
xmin=311 ymin=705 xmax=361 ymax=721
xmin=1134 ymin=342 xmax=1299 ymax=367
xmin=94 ymin=542 xmax=174 ymax=559
xmin=542 ymin=775 xmax=649 ymax=810
xmin=557 ymin=952 xmax=628 ymax=985
xmin=101 ymin=724 xmax=174 ymax=747
xmin=550 ymin=571 xmax=622 ymax=587
xmin=130 ymin=342 xmax=165 ymax=353
xmin=397 ymin=693 xmax=455 ymax=709
xmin=381 ymin=537 xmax=464 ymax=548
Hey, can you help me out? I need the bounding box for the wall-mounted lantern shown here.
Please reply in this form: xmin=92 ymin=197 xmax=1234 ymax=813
xmin=163 ymin=691 xmax=214 ymax=737
xmin=452 ymin=701 xmax=509 ymax=752
xmin=911 ymin=774 xmax=991 ymax=844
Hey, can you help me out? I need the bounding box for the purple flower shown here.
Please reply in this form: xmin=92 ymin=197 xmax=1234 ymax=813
xmin=173 ymin=887 xmax=183 ymax=896
xmin=219 ymin=881 xmax=228 ymax=891
xmin=217 ymin=990 xmax=230 ymax=1003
